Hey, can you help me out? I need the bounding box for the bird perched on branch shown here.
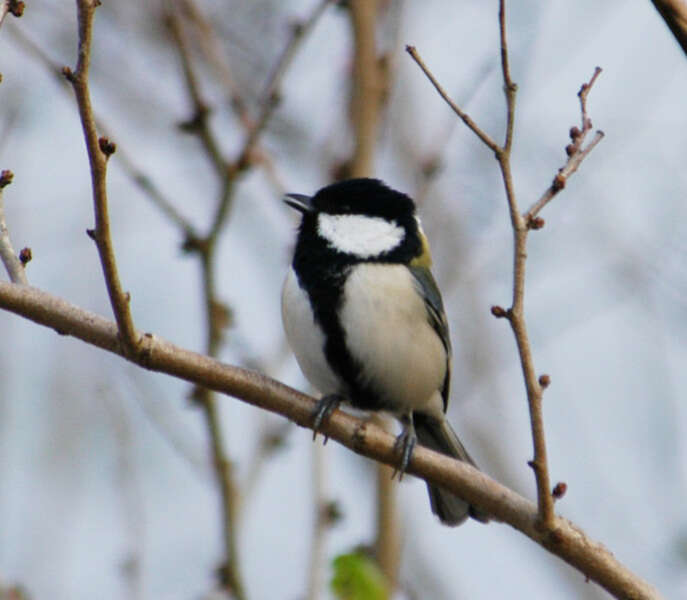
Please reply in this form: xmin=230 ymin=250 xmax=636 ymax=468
xmin=281 ymin=178 xmax=488 ymax=526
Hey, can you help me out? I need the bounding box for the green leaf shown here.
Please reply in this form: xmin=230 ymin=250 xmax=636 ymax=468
xmin=330 ymin=552 xmax=389 ymax=600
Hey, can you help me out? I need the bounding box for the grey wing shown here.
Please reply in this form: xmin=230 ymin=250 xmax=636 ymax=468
xmin=408 ymin=265 xmax=452 ymax=411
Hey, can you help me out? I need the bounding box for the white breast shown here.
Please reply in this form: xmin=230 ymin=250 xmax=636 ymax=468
xmin=317 ymin=213 xmax=404 ymax=259
xmin=340 ymin=263 xmax=447 ymax=418
xmin=281 ymin=268 xmax=342 ymax=395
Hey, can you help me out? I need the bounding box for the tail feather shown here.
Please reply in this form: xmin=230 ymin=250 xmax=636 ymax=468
xmin=414 ymin=413 xmax=489 ymax=526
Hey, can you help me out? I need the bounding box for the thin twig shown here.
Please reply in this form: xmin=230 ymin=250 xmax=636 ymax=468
xmin=67 ymin=0 xmax=141 ymax=358
xmin=525 ymin=68 xmax=604 ymax=220
xmin=499 ymin=0 xmax=517 ymax=154
xmin=165 ymin=7 xmax=243 ymax=594
xmin=167 ymin=4 xmax=333 ymax=595
xmin=237 ymin=0 xmax=335 ymax=170
xmin=408 ymin=1 xmax=604 ymax=530
xmin=176 ymin=0 xmax=252 ymax=128
xmin=9 ymin=26 xmax=199 ymax=243
xmin=0 ymin=280 xmax=663 ymax=600
xmin=493 ymin=0 xmax=555 ymax=528
xmin=0 ymin=170 xmax=28 ymax=284
xmin=405 ymin=45 xmax=500 ymax=154
xmin=166 ymin=7 xmax=228 ymax=177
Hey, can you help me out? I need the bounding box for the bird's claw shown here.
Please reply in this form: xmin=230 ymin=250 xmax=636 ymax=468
xmin=311 ymin=394 xmax=344 ymax=443
xmin=392 ymin=418 xmax=416 ymax=480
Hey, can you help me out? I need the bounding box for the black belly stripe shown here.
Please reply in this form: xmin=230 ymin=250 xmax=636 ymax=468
xmin=292 ymin=230 xmax=392 ymax=410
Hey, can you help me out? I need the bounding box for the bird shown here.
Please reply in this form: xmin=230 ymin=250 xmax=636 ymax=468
xmin=281 ymin=177 xmax=488 ymax=526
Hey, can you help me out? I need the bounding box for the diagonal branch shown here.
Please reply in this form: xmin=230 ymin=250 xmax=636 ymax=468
xmin=405 ymin=45 xmax=500 ymax=154
xmin=65 ymin=0 xmax=141 ymax=358
xmin=0 ymin=280 xmax=662 ymax=600
xmin=526 ymin=68 xmax=605 ymax=221
xmin=236 ymin=0 xmax=334 ymax=171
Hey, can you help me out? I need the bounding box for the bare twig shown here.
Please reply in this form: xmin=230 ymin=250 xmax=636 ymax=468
xmin=407 ymin=0 xmax=604 ymax=530
xmin=9 ymin=27 xmax=199 ymax=240
xmin=405 ymin=45 xmax=500 ymax=154
xmin=0 ymin=280 xmax=662 ymax=600
xmin=237 ymin=0 xmax=334 ymax=170
xmin=526 ymin=67 xmax=604 ymax=220
xmin=492 ymin=0 xmax=555 ymax=528
xmin=66 ymin=0 xmax=141 ymax=358
xmin=651 ymin=0 xmax=687 ymax=56
xmin=0 ymin=170 xmax=28 ymax=284
xmin=176 ymin=0 xmax=252 ymax=128
xmin=166 ymin=4 xmax=334 ymax=595
xmin=498 ymin=0 xmax=517 ymax=154
xmin=166 ymin=8 xmax=228 ymax=177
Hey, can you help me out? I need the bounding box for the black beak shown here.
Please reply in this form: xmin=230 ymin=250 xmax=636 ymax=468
xmin=283 ymin=193 xmax=313 ymax=214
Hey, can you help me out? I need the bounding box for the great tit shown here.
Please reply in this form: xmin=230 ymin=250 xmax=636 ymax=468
xmin=281 ymin=178 xmax=488 ymax=526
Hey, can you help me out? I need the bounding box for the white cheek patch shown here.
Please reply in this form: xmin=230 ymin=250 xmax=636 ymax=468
xmin=317 ymin=213 xmax=404 ymax=258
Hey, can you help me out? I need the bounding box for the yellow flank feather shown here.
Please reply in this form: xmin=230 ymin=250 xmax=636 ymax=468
xmin=410 ymin=230 xmax=433 ymax=268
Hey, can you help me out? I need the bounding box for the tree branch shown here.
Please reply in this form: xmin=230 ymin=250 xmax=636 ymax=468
xmin=65 ymin=0 xmax=141 ymax=358
xmin=236 ymin=0 xmax=334 ymax=171
xmin=405 ymin=45 xmax=500 ymax=154
xmin=407 ymin=0 xmax=605 ymax=532
xmin=651 ymin=0 xmax=687 ymax=56
xmin=0 ymin=280 xmax=662 ymax=600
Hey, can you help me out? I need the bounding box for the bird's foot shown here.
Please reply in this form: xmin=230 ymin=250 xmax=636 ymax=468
xmin=311 ymin=394 xmax=344 ymax=443
xmin=392 ymin=415 xmax=416 ymax=480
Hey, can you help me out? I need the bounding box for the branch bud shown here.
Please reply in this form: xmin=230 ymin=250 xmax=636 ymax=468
xmin=19 ymin=247 xmax=32 ymax=265
xmin=527 ymin=216 xmax=545 ymax=230
xmin=98 ymin=137 xmax=117 ymax=157
xmin=490 ymin=305 xmax=509 ymax=318
xmin=552 ymin=482 xmax=567 ymax=500
xmin=62 ymin=66 xmax=75 ymax=82
xmin=538 ymin=374 xmax=551 ymax=388
xmin=9 ymin=1 xmax=25 ymax=17
xmin=0 ymin=170 xmax=13 ymax=188
xmin=552 ymin=173 xmax=566 ymax=191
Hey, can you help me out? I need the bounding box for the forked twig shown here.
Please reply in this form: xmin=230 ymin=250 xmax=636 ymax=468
xmin=66 ymin=0 xmax=141 ymax=358
xmin=407 ymin=0 xmax=604 ymax=529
